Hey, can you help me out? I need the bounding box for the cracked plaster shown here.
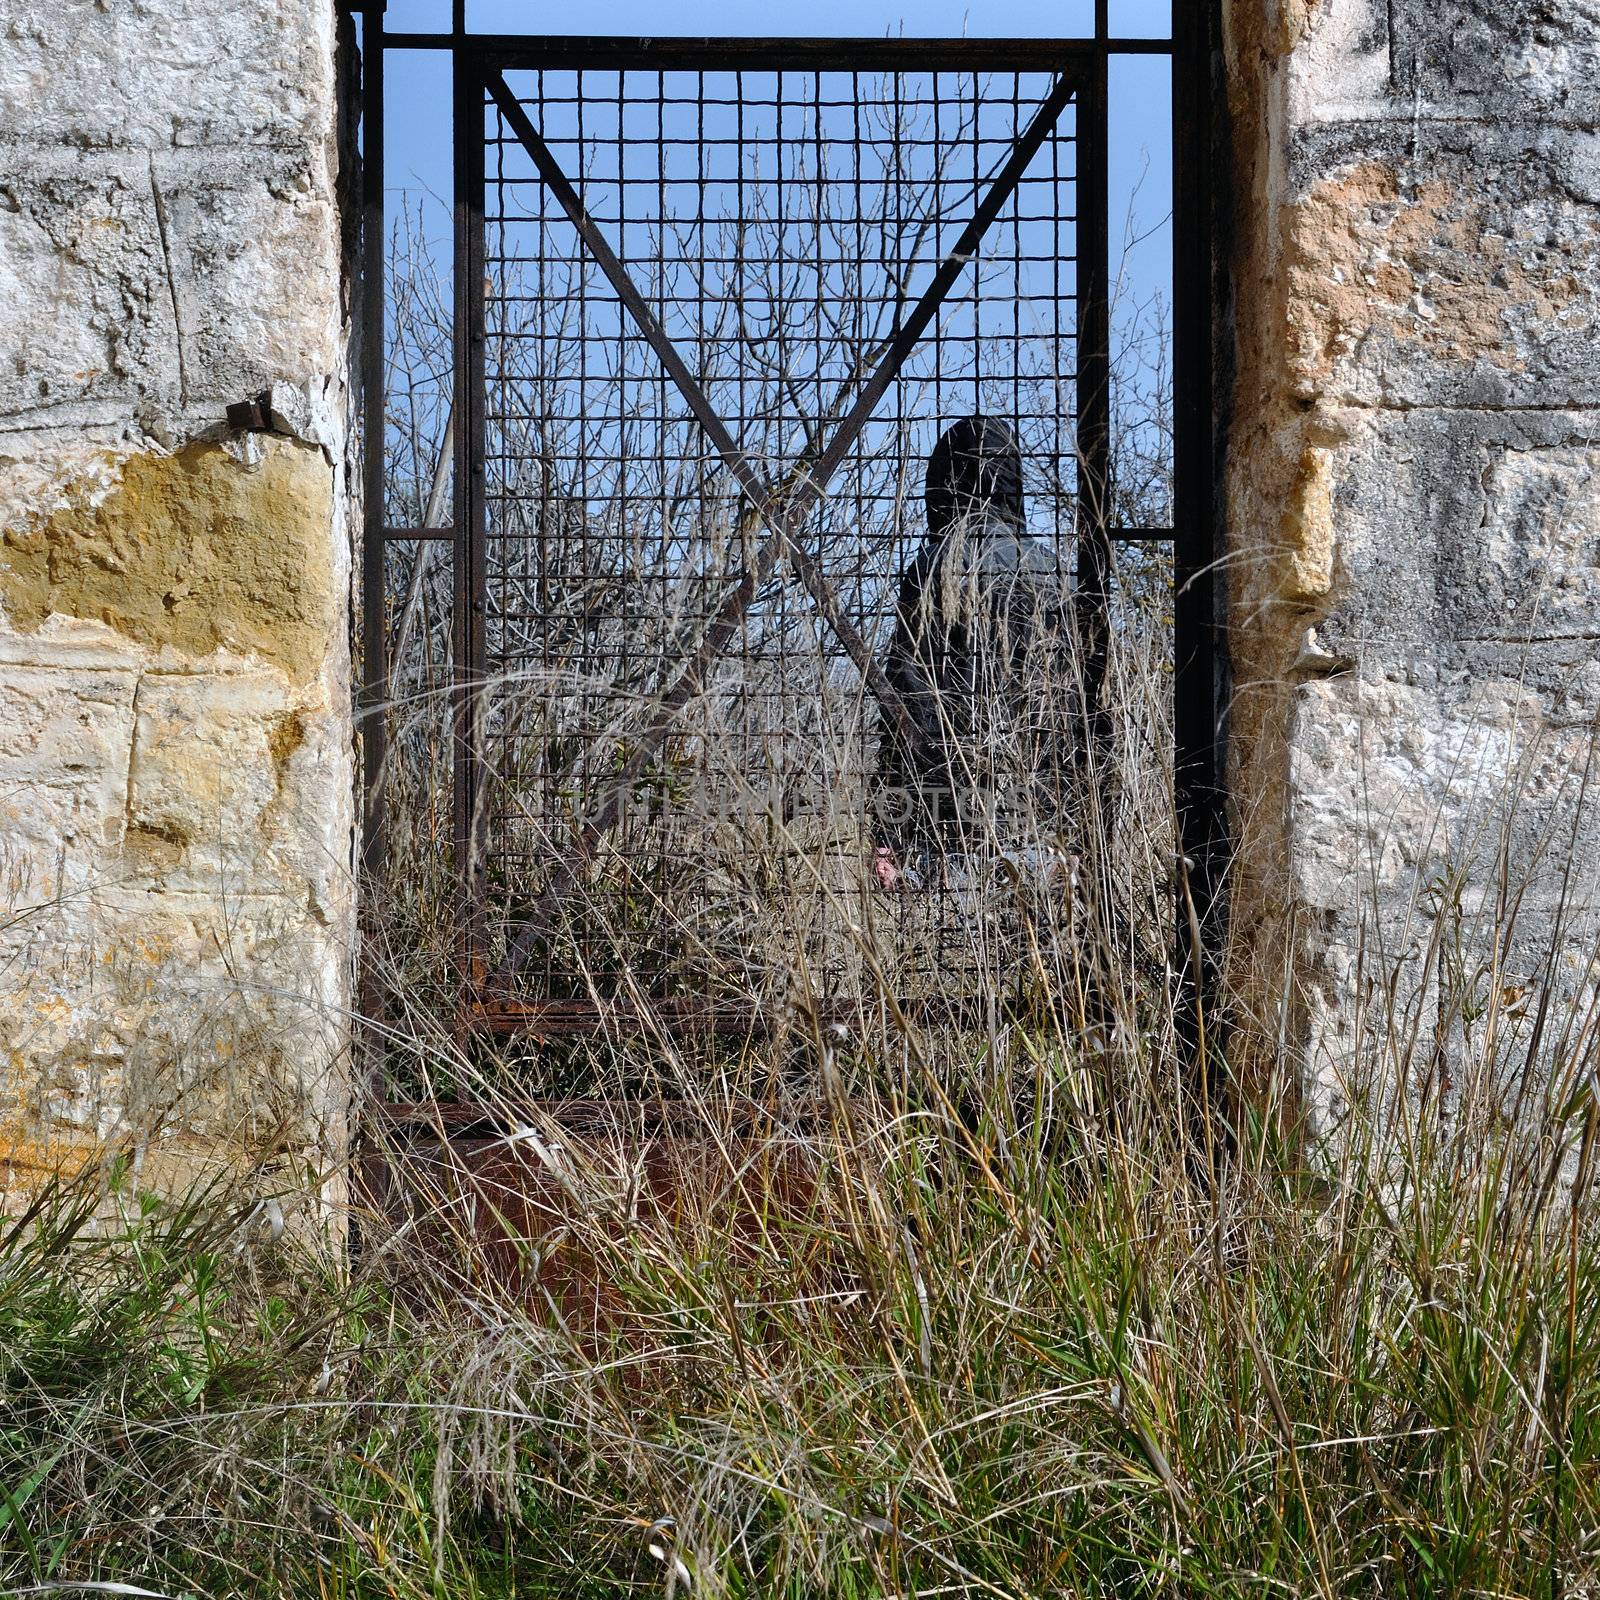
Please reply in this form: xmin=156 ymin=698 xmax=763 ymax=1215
xmin=1226 ymin=0 xmax=1600 ymax=1133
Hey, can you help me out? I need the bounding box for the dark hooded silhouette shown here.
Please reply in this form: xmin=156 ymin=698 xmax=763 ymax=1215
xmin=875 ymin=415 xmax=1070 ymax=855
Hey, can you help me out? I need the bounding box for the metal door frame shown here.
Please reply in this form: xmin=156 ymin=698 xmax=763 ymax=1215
xmin=353 ymin=1 xmax=1229 ymax=1108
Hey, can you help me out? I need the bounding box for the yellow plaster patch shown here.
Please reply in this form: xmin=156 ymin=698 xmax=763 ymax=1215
xmin=1279 ymin=445 xmax=1337 ymax=600
xmin=124 ymin=821 xmax=187 ymax=866
xmin=267 ymin=708 xmax=308 ymax=787
xmin=0 ymin=1043 xmax=95 ymax=1198
xmin=0 ymin=1128 xmax=96 ymax=1185
xmin=1282 ymin=162 xmax=1593 ymax=388
xmin=0 ymin=438 xmax=335 ymax=685
xmin=1277 ymin=0 xmax=1330 ymax=55
xmin=0 ymin=1125 xmax=286 ymax=1211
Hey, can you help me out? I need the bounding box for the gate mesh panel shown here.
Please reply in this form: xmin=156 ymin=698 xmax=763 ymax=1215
xmin=478 ymin=64 xmax=1082 ymax=1010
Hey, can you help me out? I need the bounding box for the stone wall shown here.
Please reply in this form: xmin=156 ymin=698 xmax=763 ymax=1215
xmin=0 ymin=3 xmax=353 ymax=1200
xmin=1226 ymin=0 xmax=1600 ymax=1126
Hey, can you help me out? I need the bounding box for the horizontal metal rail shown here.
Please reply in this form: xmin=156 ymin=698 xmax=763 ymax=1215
xmin=385 ymin=34 xmax=1173 ymax=64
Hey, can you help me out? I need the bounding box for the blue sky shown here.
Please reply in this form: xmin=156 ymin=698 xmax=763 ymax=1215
xmin=382 ymin=1 xmax=1170 ymax=40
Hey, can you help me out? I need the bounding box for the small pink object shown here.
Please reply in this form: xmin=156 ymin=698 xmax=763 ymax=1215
xmin=872 ymin=844 xmax=900 ymax=891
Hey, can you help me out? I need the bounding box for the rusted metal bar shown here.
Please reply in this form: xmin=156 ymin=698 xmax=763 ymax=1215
xmin=371 ymin=1096 xmax=852 ymax=1142
xmin=453 ymin=56 xmax=489 ymax=988
xmin=359 ymin=10 xmax=386 ymax=883
xmin=356 ymin=3 xmax=389 ymax=1131
xmin=455 ymin=36 xmax=1169 ymax=67
xmin=461 ymin=993 xmax=996 ymax=1035
xmin=1172 ymin=0 xmax=1231 ymax=1132
xmin=1074 ymin=49 xmax=1112 ymax=765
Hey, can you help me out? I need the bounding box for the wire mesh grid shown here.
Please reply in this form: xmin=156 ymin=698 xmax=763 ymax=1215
xmin=474 ymin=59 xmax=1087 ymax=1013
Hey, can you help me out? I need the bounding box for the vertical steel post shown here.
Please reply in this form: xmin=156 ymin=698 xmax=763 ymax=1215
xmin=1074 ymin=43 xmax=1112 ymax=762
xmin=360 ymin=4 xmax=386 ymax=881
xmin=1172 ymin=0 xmax=1231 ymax=1127
xmin=453 ymin=53 xmax=489 ymax=989
xmin=356 ymin=0 xmax=392 ymax=1137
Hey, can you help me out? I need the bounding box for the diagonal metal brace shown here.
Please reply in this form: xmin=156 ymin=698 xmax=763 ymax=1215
xmin=488 ymin=75 xmax=915 ymax=744
xmin=484 ymin=68 xmax=1077 ymax=990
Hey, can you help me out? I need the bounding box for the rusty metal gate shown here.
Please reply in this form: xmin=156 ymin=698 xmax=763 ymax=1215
xmin=357 ymin=8 xmax=1225 ymax=1100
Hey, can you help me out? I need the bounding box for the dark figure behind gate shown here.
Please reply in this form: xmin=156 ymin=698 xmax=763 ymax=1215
xmin=873 ymin=415 xmax=1077 ymax=885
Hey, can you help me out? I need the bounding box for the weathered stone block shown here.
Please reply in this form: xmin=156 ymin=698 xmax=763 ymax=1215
xmin=126 ymin=673 xmax=289 ymax=859
xmin=1298 ymin=410 xmax=1600 ymax=695
xmin=1283 ymin=0 xmax=1600 ymax=129
xmin=0 ymin=665 xmax=137 ymax=782
xmin=0 ymin=666 xmax=136 ymax=897
xmin=1287 ymin=675 xmax=1599 ymax=913
xmin=0 ymin=433 xmax=147 ymax=552
xmin=154 ymin=148 xmax=341 ymax=403
xmin=0 ymin=0 xmax=351 ymax=1204
xmin=0 ymin=438 xmax=338 ymax=683
xmin=1281 ymin=0 xmax=1392 ymax=125
xmin=1227 ymin=2 xmax=1600 ymax=1129
xmin=0 ymin=0 xmax=337 ymax=151
xmin=1281 ymin=129 xmax=1600 ymax=409
xmin=1472 ymin=446 xmax=1600 ymax=644
xmin=1390 ymin=0 xmax=1600 ymax=126
xmin=1275 ymin=661 xmax=1600 ymax=1130
xmin=0 ymin=890 xmax=345 ymax=1163
xmin=0 ymin=153 xmax=180 ymax=418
